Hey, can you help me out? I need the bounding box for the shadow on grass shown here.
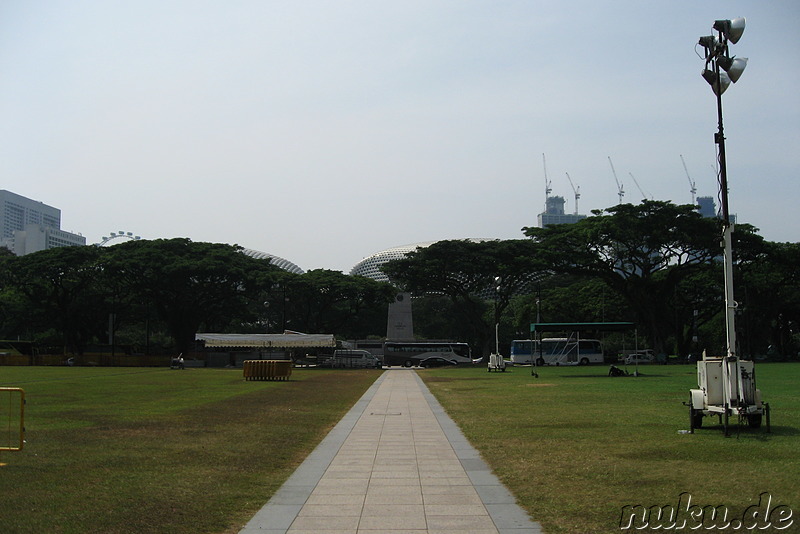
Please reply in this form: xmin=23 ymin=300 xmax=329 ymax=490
xmin=424 ymin=376 xmax=494 ymax=382
xmin=559 ymin=373 xmax=672 ymax=378
xmin=691 ymin=424 xmax=800 ymax=438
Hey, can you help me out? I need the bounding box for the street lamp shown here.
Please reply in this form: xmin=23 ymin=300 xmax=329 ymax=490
xmin=698 ymin=17 xmax=747 ymax=434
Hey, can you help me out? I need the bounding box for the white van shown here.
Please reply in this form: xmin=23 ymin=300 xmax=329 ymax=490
xmin=330 ymin=349 xmax=382 ymax=369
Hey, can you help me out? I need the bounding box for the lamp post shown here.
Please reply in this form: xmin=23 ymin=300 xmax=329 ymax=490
xmin=698 ymin=17 xmax=747 ymax=435
xmin=532 ymin=284 xmax=540 ymax=377
xmin=494 ymin=276 xmax=502 ymax=357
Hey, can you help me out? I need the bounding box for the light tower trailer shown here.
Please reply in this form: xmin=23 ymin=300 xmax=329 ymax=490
xmin=687 ymin=354 xmax=770 ymax=435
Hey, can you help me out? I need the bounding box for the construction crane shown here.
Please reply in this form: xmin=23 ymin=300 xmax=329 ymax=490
xmin=680 ymin=154 xmax=697 ymax=205
xmin=565 ymin=172 xmax=580 ymax=215
xmin=542 ymin=153 xmax=552 ymax=207
xmin=629 ymin=172 xmax=649 ymax=201
xmin=608 ymin=156 xmax=625 ymax=204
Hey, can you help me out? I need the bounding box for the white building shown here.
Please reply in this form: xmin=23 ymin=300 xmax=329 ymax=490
xmin=350 ymin=241 xmax=438 ymax=282
xmin=0 ymin=190 xmax=85 ymax=255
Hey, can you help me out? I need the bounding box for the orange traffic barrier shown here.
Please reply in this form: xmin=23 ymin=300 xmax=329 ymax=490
xmin=243 ymin=360 xmax=292 ymax=381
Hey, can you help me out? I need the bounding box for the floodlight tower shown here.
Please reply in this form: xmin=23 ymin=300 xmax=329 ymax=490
xmin=700 ymin=18 xmax=747 ymax=364
xmin=690 ymin=17 xmax=763 ymax=436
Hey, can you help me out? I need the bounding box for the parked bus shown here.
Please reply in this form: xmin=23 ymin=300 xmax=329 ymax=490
xmin=383 ymin=342 xmax=472 ymax=367
xmin=510 ymin=338 xmax=604 ymax=366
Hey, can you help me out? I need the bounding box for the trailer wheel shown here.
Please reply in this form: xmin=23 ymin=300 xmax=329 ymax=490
xmin=579 ymin=357 xmax=589 ymax=366
xmin=691 ymin=409 xmax=704 ymax=429
xmin=747 ymin=414 xmax=762 ymax=428
xmin=403 ymin=360 xmax=413 ymax=368
xmin=536 ymin=357 xmax=545 ymax=366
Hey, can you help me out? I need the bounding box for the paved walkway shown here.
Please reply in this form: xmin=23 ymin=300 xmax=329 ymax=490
xmin=239 ymin=369 xmax=542 ymax=534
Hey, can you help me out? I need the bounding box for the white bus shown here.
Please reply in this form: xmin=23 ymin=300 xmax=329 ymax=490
xmin=510 ymin=338 xmax=604 ymax=366
xmin=383 ymin=342 xmax=472 ymax=367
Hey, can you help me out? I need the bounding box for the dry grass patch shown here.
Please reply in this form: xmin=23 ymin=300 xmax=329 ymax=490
xmin=0 ymin=367 xmax=379 ymax=534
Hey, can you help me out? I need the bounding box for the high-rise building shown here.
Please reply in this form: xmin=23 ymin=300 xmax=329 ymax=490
xmin=0 ymin=190 xmax=85 ymax=255
xmin=697 ymin=195 xmax=736 ymax=223
xmin=537 ymin=195 xmax=586 ymax=227
xmin=697 ymin=196 xmax=716 ymax=218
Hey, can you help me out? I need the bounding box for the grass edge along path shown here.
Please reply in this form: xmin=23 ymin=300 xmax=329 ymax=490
xmin=419 ymin=363 xmax=800 ymax=534
xmin=0 ymin=367 xmax=381 ymax=534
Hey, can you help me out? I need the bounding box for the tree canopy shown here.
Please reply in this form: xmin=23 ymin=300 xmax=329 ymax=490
xmin=0 ymin=203 xmax=796 ymax=361
xmin=522 ymin=200 xmax=772 ymax=355
xmin=0 ymin=238 xmax=395 ymax=355
xmin=382 ymin=239 xmax=551 ymax=356
xmin=101 ymin=239 xmax=277 ymax=353
xmin=1 ymin=245 xmax=106 ymax=353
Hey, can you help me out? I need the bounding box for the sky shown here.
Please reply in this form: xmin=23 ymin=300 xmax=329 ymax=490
xmin=2 ymin=1 xmax=798 ymax=273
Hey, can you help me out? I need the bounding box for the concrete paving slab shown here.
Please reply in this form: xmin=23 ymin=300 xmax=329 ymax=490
xmin=238 ymin=369 xmax=542 ymax=533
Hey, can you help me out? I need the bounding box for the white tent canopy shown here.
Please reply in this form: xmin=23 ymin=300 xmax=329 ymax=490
xmin=195 ymin=333 xmax=336 ymax=349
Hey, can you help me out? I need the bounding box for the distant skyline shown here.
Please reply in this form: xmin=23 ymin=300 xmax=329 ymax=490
xmin=2 ymin=1 xmax=798 ymax=272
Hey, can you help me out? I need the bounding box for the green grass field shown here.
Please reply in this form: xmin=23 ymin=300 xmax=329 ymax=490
xmin=419 ymin=362 xmax=800 ymax=534
xmin=1 ymin=364 xmax=797 ymax=534
xmin=0 ymin=367 xmax=381 ymax=534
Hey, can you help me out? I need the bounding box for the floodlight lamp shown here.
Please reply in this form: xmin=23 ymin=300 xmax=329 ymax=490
xmin=712 ymin=19 xmax=730 ymax=35
xmin=713 ymin=17 xmax=746 ymax=44
xmin=717 ymin=56 xmax=748 ymax=83
xmin=702 ymin=69 xmax=730 ymax=96
xmin=698 ymin=35 xmax=719 ymax=55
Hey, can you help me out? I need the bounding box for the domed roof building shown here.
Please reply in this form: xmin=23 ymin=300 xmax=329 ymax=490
xmin=349 ymin=242 xmax=436 ymax=283
xmin=350 ymin=239 xmax=495 ymax=283
xmin=241 ymin=247 xmax=304 ymax=274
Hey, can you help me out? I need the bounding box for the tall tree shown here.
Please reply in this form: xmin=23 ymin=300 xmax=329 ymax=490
xmin=0 ymin=246 xmax=106 ymax=353
xmin=523 ymin=201 xmax=722 ymax=354
xmin=281 ymin=269 xmax=395 ymax=337
xmin=382 ymin=239 xmax=550 ymax=357
xmin=736 ymin=240 xmax=800 ymax=358
xmin=103 ymin=238 xmax=275 ymax=353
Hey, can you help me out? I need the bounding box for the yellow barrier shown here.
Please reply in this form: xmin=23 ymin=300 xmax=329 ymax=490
xmin=0 ymin=388 xmax=25 ymax=466
xmin=243 ymin=360 xmax=292 ymax=381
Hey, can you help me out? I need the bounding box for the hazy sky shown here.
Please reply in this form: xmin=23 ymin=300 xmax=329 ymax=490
xmin=2 ymin=1 xmax=798 ymax=273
